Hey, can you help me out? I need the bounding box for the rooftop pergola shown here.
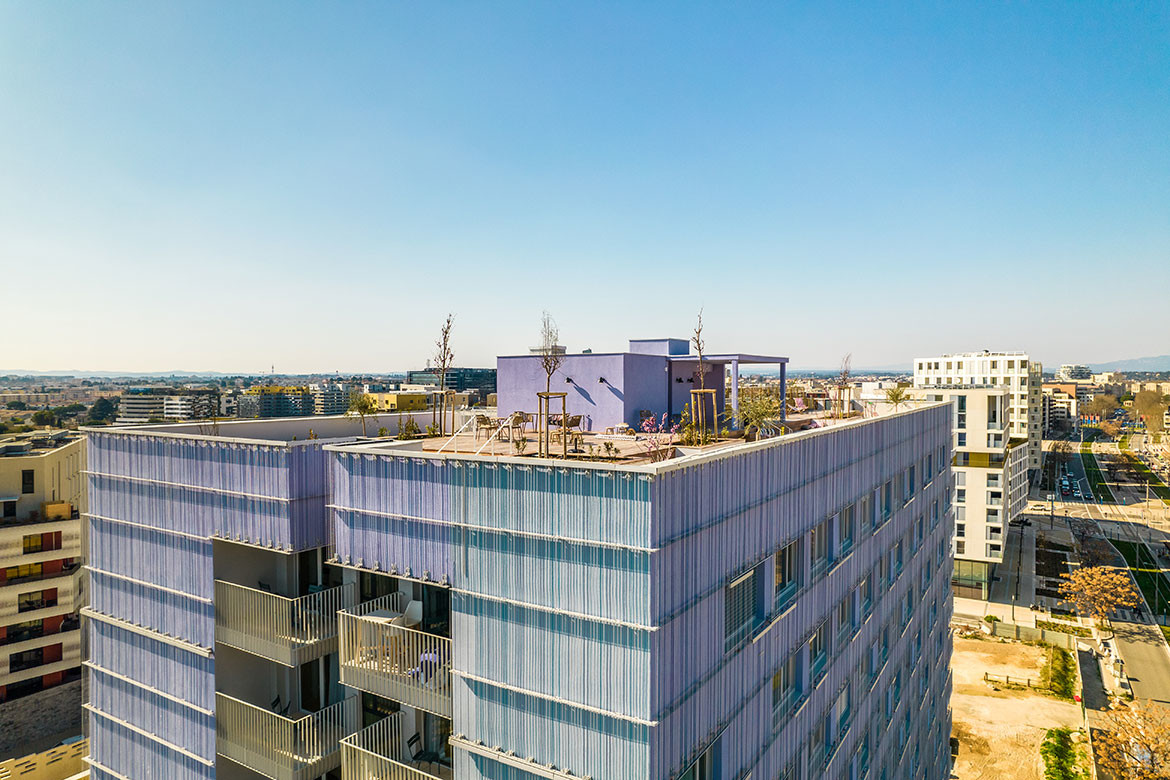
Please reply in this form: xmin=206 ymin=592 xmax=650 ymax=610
xmin=667 ymin=353 xmax=788 ymax=428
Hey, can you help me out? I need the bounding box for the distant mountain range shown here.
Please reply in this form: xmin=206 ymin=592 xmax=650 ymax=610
xmin=1088 ymin=355 xmax=1170 ymax=372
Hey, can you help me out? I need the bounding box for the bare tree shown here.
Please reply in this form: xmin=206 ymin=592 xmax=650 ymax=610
xmin=692 ymin=308 xmax=706 ymax=391
xmin=433 ymin=314 xmax=455 ymax=436
xmin=835 ymin=353 xmax=852 ymax=418
xmin=1059 ymin=565 xmax=1141 ymax=638
xmin=1096 ymin=699 xmax=1170 ymax=779
xmin=538 ymin=311 xmax=564 ymax=396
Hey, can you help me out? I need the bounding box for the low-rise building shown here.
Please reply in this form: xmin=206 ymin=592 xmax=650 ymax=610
xmin=310 ymin=382 xmax=351 ymax=415
xmin=406 ymin=367 xmax=497 ymax=398
xmin=367 ymin=391 xmax=429 ymax=412
xmin=237 ymin=386 xmax=314 ymax=418
xmin=1056 ymin=364 xmax=1092 ymax=382
xmin=0 ymin=430 xmax=85 ymax=752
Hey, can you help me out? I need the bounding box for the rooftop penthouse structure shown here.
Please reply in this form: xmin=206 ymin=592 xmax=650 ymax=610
xmin=82 ymin=345 xmax=953 ymax=780
xmin=496 ymin=338 xmax=788 ymax=432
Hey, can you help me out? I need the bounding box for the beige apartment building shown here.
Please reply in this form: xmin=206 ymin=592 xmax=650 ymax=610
xmin=909 ymin=386 xmax=1028 ymax=598
xmin=0 ymin=430 xmax=85 ymax=753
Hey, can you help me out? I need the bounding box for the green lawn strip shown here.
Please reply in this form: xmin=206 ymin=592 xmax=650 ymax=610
xmin=1040 ymin=646 xmax=1078 ymax=700
xmin=1039 ymin=727 xmax=1086 ymax=780
xmin=1036 ymin=619 xmax=1091 ymax=637
xmin=1079 ymin=442 xmax=1116 ymax=503
xmin=1162 ymin=625 xmax=1170 ymax=645
xmin=1111 ymin=539 xmax=1170 ymax=616
xmin=1119 ymin=451 xmax=1170 ymax=505
xmin=1119 ymin=434 xmax=1131 ymax=450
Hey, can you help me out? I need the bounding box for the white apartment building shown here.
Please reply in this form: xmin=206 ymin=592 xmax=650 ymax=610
xmin=913 ymin=351 xmax=1042 ymax=473
xmin=909 ymin=387 xmax=1028 ymax=599
xmin=1056 ymin=364 xmax=1092 ymax=382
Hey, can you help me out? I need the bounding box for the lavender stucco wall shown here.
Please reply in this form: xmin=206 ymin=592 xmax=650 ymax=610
xmin=496 ymin=353 xmax=672 ymax=431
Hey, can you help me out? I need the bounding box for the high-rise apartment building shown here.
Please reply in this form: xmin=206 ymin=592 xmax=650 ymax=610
xmin=909 ymin=387 xmax=1028 ymax=598
xmin=913 ymin=351 xmax=1042 ymax=473
xmin=83 ymin=344 xmax=952 ymax=780
xmin=0 ymin=430 xmax=85 ymax=752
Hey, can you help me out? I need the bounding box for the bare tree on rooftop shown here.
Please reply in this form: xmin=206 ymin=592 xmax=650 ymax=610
xmin=692 ymin=308 xmax=706 ymax=391
xmin=433 ymin=313 xmax=455 ymax=436
xmin=835 ymin=353 xmax=852 ymax=419
xmin=539 ymin=311 xmax=564 ymax=397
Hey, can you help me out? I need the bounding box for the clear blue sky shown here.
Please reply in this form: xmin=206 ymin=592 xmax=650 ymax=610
xmin=2 ymin=2 xmax=1167 ymax=373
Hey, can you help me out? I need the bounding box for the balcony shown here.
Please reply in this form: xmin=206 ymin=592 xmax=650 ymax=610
xmin=341 ymin=715 xmax=452 ymax=780
xmin=216 ymin=692 xmax=360 ymax=780
xmin=215 ymin=580 xmax=358 ymax=667
xmin=339 ymin=596 xmax=452 ymax=718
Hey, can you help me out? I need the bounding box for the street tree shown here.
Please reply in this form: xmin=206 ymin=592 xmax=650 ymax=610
xmin=1086 ymin=394 xmax=1120 ymax=421
xmin=1135 ymin=391 xmax=1168 ymax=435
xmin=347 ymin=392 xmax=377 ymax=437
xmin=1058 ymin=565 xmax=1141 ymax=637
xmin=433 ymin=313 xmax=455 ymax=436
xmin=1096 ymin=699 xmax=1170 ymax=780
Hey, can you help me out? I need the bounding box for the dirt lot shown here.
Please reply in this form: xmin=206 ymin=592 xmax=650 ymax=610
xmin=951 ymin=636 xmax=1084 ymax=780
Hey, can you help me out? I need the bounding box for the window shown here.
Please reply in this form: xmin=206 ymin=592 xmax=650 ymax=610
xmin=10 ymin=647 xmax=45 ymax=673
xmin=956 ymin=488 xmax=966 ymax=504
xmin=772 ymin=653 xmax=800 ymax=717
xmin=2 ymin=501 xmax=14 ymax=519
xmin=774 ymin=540 xmax=801 ymax=609
xmin=21 ymin=470 xmax=34 ymax=494
xmin=679 ymin=742 xmax=717 ymax=780
xmin=956 ymin=540 xmax=966 ymax=555
xmin=725 ymin=568 xmax=760 ymax=651
xmin=955 ymin=396 xmax=967 ymax=429
xmin=881 ymin=481 xmax=893 ymax=519
xmin=810 ymin=519 xmax=831 ymax=572
xmin=22 ymin=534 xmax=43 ymax=554
xmin=835 ymin=597 xmax=853 ymax=639
xmin=840 ymin=504 xmax=856 ymax=553
xmin=18 ymin=589 xmax=56 ymax=613
xmin=957 ymin=432 xmax=967 ymax=447
xmin=988 ymin=543 xmax=1002 ymax=558
xmin=809 ymin=623 xmax=829 ymax=682
xmin=2 ymin=563 xmax=42 ymax=583
xmin=956 ymin=523 xmax=965 ymax=537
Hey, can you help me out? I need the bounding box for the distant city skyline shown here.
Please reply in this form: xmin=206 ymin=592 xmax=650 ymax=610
xmin=3 ymin=2 xmax=1167 ymax=373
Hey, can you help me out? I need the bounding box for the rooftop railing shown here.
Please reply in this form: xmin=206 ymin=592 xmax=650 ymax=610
xmin=216 ymin=692 xmax=360 ymax=780
xmin=339 ymin=595 xmax=452 ymax=718
xmin=215 ymin=580 xmax=358 ymax=667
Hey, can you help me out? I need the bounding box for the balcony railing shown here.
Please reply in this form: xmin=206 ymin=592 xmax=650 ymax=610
xmin=339 ymin=595 xmax=452 ymax=718
xmin=341 ymin=714 xmax=451 ymax=780
xmin=215 ymin=580 xmax=358 ymax=667
xmin=1 ymin=562 xmax=82 ymax=588
xmin=216 ymin=692 xmax=360 ymax=780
